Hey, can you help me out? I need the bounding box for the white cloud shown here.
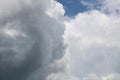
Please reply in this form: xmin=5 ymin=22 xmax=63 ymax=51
xmin=65 ymin=10 xmax=120 ymax=49
xmin=101 ymin=0 xmax=120 ymax=15
xmin=46 ymin=0 xmax=65 ymax=19
xmin=63 ymin=1 xmax=120 ymax=80
xmin=47 ymin=72 xmax=80 ymax=80
xmin=44 ymin=0 xmax=120 ymax=80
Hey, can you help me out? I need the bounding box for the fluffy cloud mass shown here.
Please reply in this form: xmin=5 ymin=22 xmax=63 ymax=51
xmin=0 ymin=0 xmax=65 ymax=80
xmin=63 ymin=0 xmax=120 ymax=80
xmin=0 ymin=0 xmax=120 ymax=80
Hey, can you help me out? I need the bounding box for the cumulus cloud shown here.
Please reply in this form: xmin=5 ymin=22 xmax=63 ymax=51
xmin=1 ymin=0 xmax=120 ymax=80
xmin=0 ymin=0 xmax=65 ymax=80
xmin=62 ymin=0 xmax=120 ymax=80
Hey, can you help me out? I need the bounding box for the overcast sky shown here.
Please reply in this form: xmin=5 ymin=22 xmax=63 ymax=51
xmin=0 ymin=0 xmax=120 ymax=80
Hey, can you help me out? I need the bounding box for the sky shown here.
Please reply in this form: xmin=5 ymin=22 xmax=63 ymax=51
xmin=0 ymin=0 xmax=120 ymax=80
xmin=57 ymin=0 xmax=88 ymax=16
xmin=57 ymin=0 xmax=101 ymax=16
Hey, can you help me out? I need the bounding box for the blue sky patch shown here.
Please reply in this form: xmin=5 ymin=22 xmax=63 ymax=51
xmin=57 ymin=0 xmax=101 ymax=16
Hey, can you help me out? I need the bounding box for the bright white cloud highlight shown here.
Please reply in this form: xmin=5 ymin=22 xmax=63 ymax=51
xmin=46 ymin=0 xmax=65 ymax=19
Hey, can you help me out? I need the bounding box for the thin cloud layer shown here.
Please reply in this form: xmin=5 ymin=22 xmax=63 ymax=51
xmin=101 ymin=0 xmax=120 ymax=15
xmin=0 ymin=0 xmax=65 ymax=80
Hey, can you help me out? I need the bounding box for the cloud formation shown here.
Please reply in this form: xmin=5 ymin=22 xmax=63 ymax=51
xmin=101 ymin=0 xmax=120 ymax=15
xmin=1 ymin=0 xmax=120 ymax=80
xmin=0 ymin=0 xmax=65 ymax=80
xmin=61 ymin=0 xmax=120 ymax=80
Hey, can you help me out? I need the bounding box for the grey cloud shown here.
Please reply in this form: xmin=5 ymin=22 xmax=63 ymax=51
xmin=0 ymin=0 xmax=65 ymax=80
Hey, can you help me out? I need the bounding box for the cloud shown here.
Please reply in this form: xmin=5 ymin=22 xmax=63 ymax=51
xmin=80 ymin=0 xmax=95 ymax=9
xmin=80 ymin=0 xmax=101 ymax=10
xmin=101 ymin=0 xmax=120 ymax=15
xmin=62 ymin=0 xmax=120 ymax=80
xmin=0 ymin=0 xmax=65 ymax=80
xmin=1 ymin=0 xmax=120 ymax=80
xmin=47 ymin=72 xmax=80 ymax=80
xmin=46 ymin=0 xmax=65 ymax=19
